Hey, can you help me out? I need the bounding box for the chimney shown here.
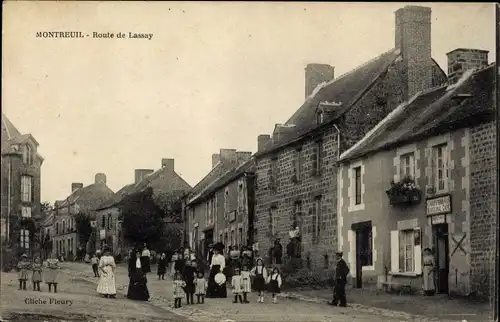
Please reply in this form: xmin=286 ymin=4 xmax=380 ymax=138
xmin=257 ymin=134 xmax=271 ymax=152
xmin=95 ymin=173 xmax=106 ymax=184
xmin=219 ymin=149 xmax=237 ymax=166
xmin=134 ymin=169 xmax=154 ymax=184
xmin=395 ymin=6 xmax=433 ymax=99
xmin=212 ymin=154 xmax=220 ymax=168
xmin=305 ymin=63 xmax=335 ymax=98
xmin=446 ymin=48 xmax=489 ymax=85
xmin=71 ymin=183 xmax=83 ymax=193
xmin=161 ymin=158 xmax=175 ymax=172
xmin=236 ymin=151 xmax=252 ymax=165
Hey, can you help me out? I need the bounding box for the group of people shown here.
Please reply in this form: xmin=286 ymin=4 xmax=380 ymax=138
xmin=16 ymin=253 xmax=61 ymax=293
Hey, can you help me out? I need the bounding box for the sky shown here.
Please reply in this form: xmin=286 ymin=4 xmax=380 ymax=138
xmin=2 ymin=2 xmax=496 ymax=202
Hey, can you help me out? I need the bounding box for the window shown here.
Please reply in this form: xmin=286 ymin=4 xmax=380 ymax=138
xmin=270 ymin=157 xmax=278 ymax=191
xmin=231 ymin=229 xmax=235 ymax=246
xmin=399 ymin=230 xmax=415 ymax=272
xmin=21 ymin=176 xmax=33 ymax=202
xmin=400 ymin=152 xmax=415 ymax=178
xmin=354 ymin=167 xmax=362 ymax=205
xmin=317 ymin=111 xmax=324 ymax=124
xmin=107 ymin=214 xmax=112 ymax=230
xmin=224 ymin=232 xmax=228 ymax=250
xmin=219 ymin=233 xmax=223 ymax=243
xmin=63 ymin=220 xmax=66 ymax=233
xmin=269 ymin=207 xmax=278 ymax=237
xmin=210 ymin=198 xmax=215 ymax=225
xmin=191 ymin=208 xmax=195 ymax=220
xmin=23 ymin=145 xmax=33 ymax=165
xmin=295 ymin=148 xmax=302 ymax=180
xmin=433 ymin=144 xmax=448 ymax=192
xmin=205 ymin=202 xmax=209 ymax=226
xmin=239 ymin=227 xmax=243 ymax=246
xmin=313 ymin=196 xmax=322 ymax=243
xmin=101 ymin=215 xmax=105 ymax=229
xmin=56 ymin=223 xmax=59 ymax=235
xmin=313 ymin=140 xmax=323 ymax=175
xmin=20 ymin=229 xmax=30 ymax=249
xmin=293 ymin=201 xmax=302 ymax=224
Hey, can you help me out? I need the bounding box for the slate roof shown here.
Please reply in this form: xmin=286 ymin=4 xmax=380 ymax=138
xmin=254 ymin=49 xmax=447 ymax=157
xmin=96 ymin=167 xmax=191 ymax=211
xmin=56 ymin=182 xmax=115 ymax=218
xmin=1 ymin=114 xmax=43 ymax=159
xmin=187 ymin=159 xmax=256 ymax=206
xmin=338 ymin=64 xmax=495 ymax=163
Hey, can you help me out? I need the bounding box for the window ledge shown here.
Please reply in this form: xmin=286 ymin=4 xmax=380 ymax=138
xmin=348 ymin=203 xmax=365 ymax=212
xmin=389 ymin=271 xmax=421 ymax=277
xmin=362 ymin=265 xmax=375 ymax=271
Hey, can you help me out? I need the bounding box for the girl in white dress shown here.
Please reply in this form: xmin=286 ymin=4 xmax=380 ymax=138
xmin=194 ymin=271 xmax=207 ymax=304
xmin=231 ymin=268 xmax=243 ymax=303
xmin=240 ymin=265 xmax=251 ymax=303
xmin=96 ymin=250 xmax=117 ymax=298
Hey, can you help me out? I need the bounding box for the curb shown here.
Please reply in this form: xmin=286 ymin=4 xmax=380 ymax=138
xmin=277 ymin=292 xmax=444 ymax=322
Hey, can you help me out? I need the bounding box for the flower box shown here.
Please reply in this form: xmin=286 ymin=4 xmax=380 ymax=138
xmin=386 ymin=176 xmax=422 ymax=206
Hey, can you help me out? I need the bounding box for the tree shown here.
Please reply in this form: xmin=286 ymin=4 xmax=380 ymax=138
xmin=120 ymin=187 xmax=166 ymax=247
xmin=75 ymin=212 xmax=93 ymax=246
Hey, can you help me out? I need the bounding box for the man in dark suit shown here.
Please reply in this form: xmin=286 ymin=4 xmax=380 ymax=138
xmin=329 ymin=251 xmax=350 ymax=307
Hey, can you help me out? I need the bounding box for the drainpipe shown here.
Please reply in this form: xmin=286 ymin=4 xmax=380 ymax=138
xmin=7 ymin=156 xmax=12 ymax=242
xmin=332 ymin=124 xmax=341 ymax=160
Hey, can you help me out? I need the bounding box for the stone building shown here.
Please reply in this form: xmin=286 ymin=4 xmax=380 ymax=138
xmin=51 ymin=174 xmax=114 ymax=259
xmin=184 ymin=149 xmax=252 ymax=258
xmin=337 ymin=59 xmax=495 ymax=298
xmin=252 ymin=5 xmax=448 ymax=268
xmin=95 ymin=158 xmax=191 ymax=255
xmin=1 ymin=113 xmax=44 ymax=256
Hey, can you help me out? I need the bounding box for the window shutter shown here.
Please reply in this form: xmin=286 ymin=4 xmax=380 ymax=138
xmin=390 ymin=230 xmax=400 ymax=273
xmin=291 ymin=156 xmax=297 ymax=176
xmin=414 ymin=229 xmax=422 ymax=274
xmin=311 ymin=149 xmax=318 ymax=175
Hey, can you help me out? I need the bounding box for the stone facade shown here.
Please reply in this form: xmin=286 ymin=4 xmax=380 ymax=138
xmin=1 ymin=114 xmax=43 ymax=257
xmin=469 ymin=121 xmax=497 ymax=297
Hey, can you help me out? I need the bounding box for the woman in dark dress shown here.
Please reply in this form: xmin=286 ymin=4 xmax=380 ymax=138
xmin=127 ymin=250 xmax=150 ymax=301
xmin=206 ymin=243 xmax=227 ymax=298
xmin=174 ymin=250 xmax=185 ymax=275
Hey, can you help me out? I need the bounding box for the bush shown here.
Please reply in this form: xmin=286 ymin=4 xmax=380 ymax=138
xmin=281 ymin=266 xmax=335 ymax=290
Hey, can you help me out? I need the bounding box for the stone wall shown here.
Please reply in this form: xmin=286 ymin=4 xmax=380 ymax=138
xmin=469 ymin=121 xmax=497 ymax=297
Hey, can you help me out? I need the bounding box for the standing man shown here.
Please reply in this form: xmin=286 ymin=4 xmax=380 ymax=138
xmin=329 ymin=251 xmax=349 ymax=307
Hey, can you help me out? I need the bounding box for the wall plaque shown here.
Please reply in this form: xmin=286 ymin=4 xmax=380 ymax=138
xmin=426 ymin=195 xmax=451 ymax=215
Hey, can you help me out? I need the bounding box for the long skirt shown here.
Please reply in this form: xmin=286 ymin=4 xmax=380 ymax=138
xmin=127 ymin=276 xmax=150 ymax=301
xmin=423 ymin=266 xmax=435 ymax=295
xmin=206 ymin=265 xmax=227 ymax=298
xmin=140 ymin=256 xmax=151 ymax=273
xmin=32 ymin=271 xmax=43 ymax=283
xmin=96 ymin=266 xmax=116 ymax=295
xmin=253 ymin=275 xmax=266 ymax=292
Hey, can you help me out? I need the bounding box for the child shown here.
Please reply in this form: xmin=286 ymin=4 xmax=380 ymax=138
xmin=173 ymin=271 xmax=186 ymax=308
xmin=183 ymin=259 xmax=197 ymax=305
xmin=267 ymin=267 xmax=282 ymax=304
xmin=31 ymin=256 xmax=43 ymax=291
xmin=17 ymin=254 xmax=30 ymax=291
xmin=250 ymin=258 xmax=267 ymax=303
xmin=231 ymin=267 xmax=243 ymax=303
xmin=157 ymin=253 xmax=167 ymax=280
xmin=240 ymin=265 xmax=251 ymax=303
xmin=194 ymin=271 xmax=207 ymax=304
xmin=91 ymin=254 xmax=100 ymax=277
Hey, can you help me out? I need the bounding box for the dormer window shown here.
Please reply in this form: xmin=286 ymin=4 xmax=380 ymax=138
xmin=317 ymin=111 xmax=324 ymax=124
xmin=22 ymin=144 xmax=33 ymax=165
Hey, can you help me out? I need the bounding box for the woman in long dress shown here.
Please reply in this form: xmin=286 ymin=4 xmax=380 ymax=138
xmin=45 ymin=253 xmax=60 ymax=293
xmin=422 ymin=248 xmax=436 ymax=296
xmin=206 ymin=244 xmax=227 ymax=298
xmin=96 ymin=250 xmax=117 ymax=298
xmin=127 ymin=250 xmax=150 ymax=301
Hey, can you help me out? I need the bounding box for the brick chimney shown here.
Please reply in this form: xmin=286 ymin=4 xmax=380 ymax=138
xmin=446 ymin=48 xmax=489 ymax=85
xmin=236 ymin=151 xmax=252 ymax=165
xmin=161 ymin=158 xmax=175 ymax=172
xmin=395 ymin=5 xmax=433 ymax=99
xmin=305 ymin=64 xmax=335 ymax=98
xmin=135 ymin=169 xmax=154 ymax=184
xmin=212 ymin=154 xmax=220 ymax=168
xmin=71 ymin=183 xmax=83 ymax=193
xmin=220 ymin=149 xmax=237 ymax=166
xmin=257 ymin=134 xmax=271 ymax=152
xmin=95 ymin=173 xmax=106 ymax=184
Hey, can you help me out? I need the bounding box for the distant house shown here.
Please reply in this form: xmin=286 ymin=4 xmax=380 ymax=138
xmin=1 ymin=113 xmax=44 ymax=256
xmin=252 ymin=5 xmax=448 ymax=268
xmin=95 ymin=158 xmax=191 ymax=255
xmin=337 ymin=60 xmax=496 ymax=297
xmin=183 ymin=149 xmax=252 ymax=258
xmin=51 ymin=174 xmax=114 ymax=259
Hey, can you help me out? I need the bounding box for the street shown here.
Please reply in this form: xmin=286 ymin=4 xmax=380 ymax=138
xmin=1 ymin=262 xmax=437 ymax=321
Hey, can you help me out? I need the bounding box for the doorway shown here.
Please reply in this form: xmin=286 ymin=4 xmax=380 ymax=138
xmin=432 ymin=223 xmax=449 ymax=294
xmin=351 ymin=221 xmax=373 ymax=289
xmin=203 ymin=229 xmax=214 ymax=261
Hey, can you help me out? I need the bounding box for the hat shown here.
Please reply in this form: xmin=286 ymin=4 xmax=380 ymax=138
xmin=335 ymin=251 xmax=343 ymax=256
xmin=214 ymin=272 xmax=226 ymax=285
xmin=208 ymin=244 xmax=214 ymax=248
xmin=21 ymin=254 xmax=28 ymax=258
xmin=213 ymin=242 xmax=224 ymax=252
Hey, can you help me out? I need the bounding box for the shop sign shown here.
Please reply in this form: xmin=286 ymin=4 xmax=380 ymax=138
xmin=426 ymin=195 xmax=451 ymax=215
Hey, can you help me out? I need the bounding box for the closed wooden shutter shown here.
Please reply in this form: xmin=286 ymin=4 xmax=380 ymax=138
xmin=390 ymin=230 xmax=400 ymax=273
